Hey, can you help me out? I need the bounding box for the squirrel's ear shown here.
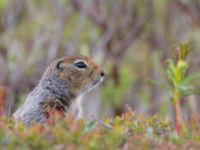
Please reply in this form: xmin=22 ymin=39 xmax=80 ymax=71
xmin=56 ymin=60 xmax=65 ymax=71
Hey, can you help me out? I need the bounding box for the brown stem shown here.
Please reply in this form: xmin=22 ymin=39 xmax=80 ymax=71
xmin=175 ymin=99 xmax=183 ymax=135
xmin=0 ymin=86 xmax=7 ymax=116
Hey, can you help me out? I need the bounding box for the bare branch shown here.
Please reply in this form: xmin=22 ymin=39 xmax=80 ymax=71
xmin=175 ymin=0 xmax=200 ymax=26
xmin=70 ymin=0 xmax=108 ymax=31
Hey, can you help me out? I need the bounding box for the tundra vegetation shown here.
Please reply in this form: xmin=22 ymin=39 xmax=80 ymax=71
xmin=0 ymin=0 xmax=200 ymax=149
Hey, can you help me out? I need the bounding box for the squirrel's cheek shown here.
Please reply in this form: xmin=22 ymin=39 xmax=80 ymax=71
xmin=58 ymin=72 xmax=67 ymax=80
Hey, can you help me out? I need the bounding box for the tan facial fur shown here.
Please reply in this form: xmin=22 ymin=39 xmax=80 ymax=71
xmin=43 ymin=56 xmax=104 ymax=95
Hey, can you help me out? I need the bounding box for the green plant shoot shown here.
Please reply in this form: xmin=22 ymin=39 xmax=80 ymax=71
xmin=166 ymin=42 xmax=200 ymax=135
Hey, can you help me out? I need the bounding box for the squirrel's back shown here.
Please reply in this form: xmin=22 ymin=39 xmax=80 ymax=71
xmin=13 ymin=56 xmax=104 ymax=125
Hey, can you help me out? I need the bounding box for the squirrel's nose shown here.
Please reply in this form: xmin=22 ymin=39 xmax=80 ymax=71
xmin=100 ymin=71 xmax=105 ymax=77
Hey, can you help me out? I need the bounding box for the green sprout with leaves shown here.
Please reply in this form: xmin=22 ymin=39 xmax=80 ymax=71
xmin=166 ymin=42 xmax=200 ymax=135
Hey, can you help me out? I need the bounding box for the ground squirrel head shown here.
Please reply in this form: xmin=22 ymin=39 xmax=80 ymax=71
xmin=41 ymin=56 xmax=104 ymax=95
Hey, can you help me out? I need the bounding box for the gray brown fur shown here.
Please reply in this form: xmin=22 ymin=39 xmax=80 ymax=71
xmin=13 ymin=56 xmax=104 ymax=125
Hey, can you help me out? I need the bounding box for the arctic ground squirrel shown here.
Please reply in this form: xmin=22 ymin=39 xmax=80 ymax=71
xmin=13 ymin=56 xmax=104 ymax=125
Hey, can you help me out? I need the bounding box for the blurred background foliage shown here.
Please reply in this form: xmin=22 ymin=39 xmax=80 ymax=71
xmin=0 ymin=0 xmax=200 ymax=122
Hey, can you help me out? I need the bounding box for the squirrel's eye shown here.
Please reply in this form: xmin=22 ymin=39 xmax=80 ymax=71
xmin=74 ymin=61 xmax=87 ymax=69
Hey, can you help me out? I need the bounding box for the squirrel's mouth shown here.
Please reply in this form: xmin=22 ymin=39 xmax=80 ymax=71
xmin=92 ymin=77 xmax=104 ymax=86
xmin=92 ymin=79 xmax=101 ymax=86
xmin=83 ymin=77 xmax=104 ymax=93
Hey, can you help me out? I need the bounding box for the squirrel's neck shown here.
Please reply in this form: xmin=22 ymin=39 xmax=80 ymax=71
xmin=40 ymin=76 xmax=69 ymax=97
xmin=35 ymin=76 xmax=77 ymax=109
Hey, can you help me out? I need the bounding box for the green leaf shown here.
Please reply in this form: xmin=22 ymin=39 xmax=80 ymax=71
xmin=166 ymin=59 xmax=176 ymax=82
xmin=146 ymin=127 xmax=154 ymax=136
xmin=175 ymin=60 xmax=188 ymax=82
xmin=84 ymin=120 xmax=97 ymax=132
xmin=181 ymin=73 xmax=200 ymax=85
xmin=182 ymin=88 xmax=200 ymax=96
xmin=178 ymin=42 xmax=191 ymax=61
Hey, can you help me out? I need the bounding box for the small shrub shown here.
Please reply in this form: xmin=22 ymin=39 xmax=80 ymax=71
xmin=0 ymin=110 xmax=200 ymax=150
